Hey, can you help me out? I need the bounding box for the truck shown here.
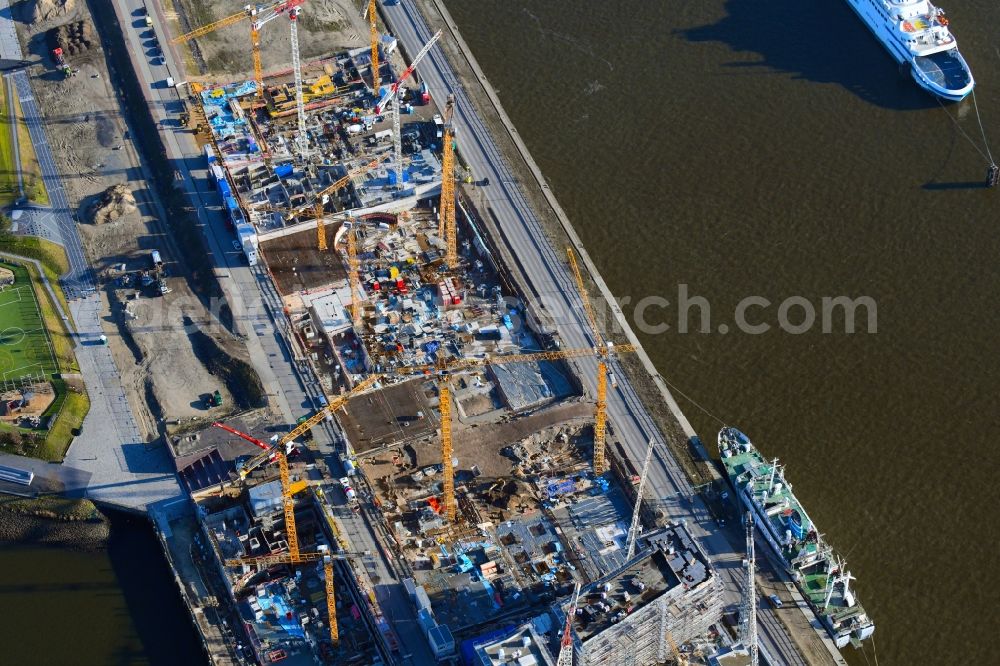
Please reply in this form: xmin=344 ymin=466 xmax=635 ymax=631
xmin=295 ymin=415 xmax=315 ymax=441
xmin=51 ymin=48 xmax=71 ymax=78
xmin=164 ymin=76 xmax=174 ymax=88
xmin=150 ymin=249 xmax=163 ymax=271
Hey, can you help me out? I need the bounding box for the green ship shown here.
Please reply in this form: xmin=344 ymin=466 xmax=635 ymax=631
xmin=718 ymin=427 xmax=875 ymax=649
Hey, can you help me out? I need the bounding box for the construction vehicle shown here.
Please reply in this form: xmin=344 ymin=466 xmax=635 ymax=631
xmin=210 ymin=390 xmax=223 ymax=408
xmin=51 ymin=48 xmax=71 ymax=79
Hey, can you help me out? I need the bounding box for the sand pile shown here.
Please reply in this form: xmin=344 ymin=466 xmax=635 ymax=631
xmin=89 ymin=184 xmax=136 ymax=225
xmin=46 ymin=19 xmax=97 ymax=56
xmin=31 ymin=0 xmax=78 ymax=25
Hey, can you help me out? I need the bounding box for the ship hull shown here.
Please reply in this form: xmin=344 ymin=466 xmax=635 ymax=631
xmin=844 ymin=0 xmax=974 ymax=101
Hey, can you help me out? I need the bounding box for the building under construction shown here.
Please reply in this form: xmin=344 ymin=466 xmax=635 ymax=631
xmin=555 ymin=524 xmax=725 ymax=666
xmin=163 ymin=7 xmax=733 ymax=665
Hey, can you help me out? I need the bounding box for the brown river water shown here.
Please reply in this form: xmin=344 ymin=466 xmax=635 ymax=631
xmin=444 ymin=0 xmax=999 ymax=663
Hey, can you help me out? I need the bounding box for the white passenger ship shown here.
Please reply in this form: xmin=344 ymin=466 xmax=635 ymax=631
xmin=846 ymin=0 xmax=974 ymax=101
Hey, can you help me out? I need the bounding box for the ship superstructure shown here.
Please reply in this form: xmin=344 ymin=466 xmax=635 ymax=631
xmin=719 ymin=427 xmax=876 ymax=649
xmin=846 ymin=0 xmax=974 ymax=101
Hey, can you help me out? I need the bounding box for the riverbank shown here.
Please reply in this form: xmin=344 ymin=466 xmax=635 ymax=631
xmin=0 ymin=495 xmax=109 ymax=547
xmin=0 ymin=505 xmax=207 ymax=665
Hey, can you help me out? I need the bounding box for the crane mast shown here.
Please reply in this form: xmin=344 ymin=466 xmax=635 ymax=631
xmin=567 ymin=246 xmax=631 ymax=475
xmin=626 ymin=438 xmax=655 ymax=560
xmin=345 ymin=221 xmax=363 ymax=326
xmin=438 ymin=94 xmax=457 ymax=268
xmin=171 ymin=1 xmax=305 ymax=98
xmin=740 ymin=512 xmax=760 ymax=666
xmin=367 ymin=0 xmax=380 ymax=93
xmin=324 ymin=557 xmax=339 ymax=644
xmin=556 ymin=582 xmax=582 ymax=666
xmin=289 ymin=7 xmax=308 ymax=158
xmin=251 ymin=25 xmax=263 ymax=96
xmin=439 ymin=382 xmax=456 ymax=522
xmin=374 ymin=30 xmax=442 ymax=188
xmin=278 ymin=449 xmax=300 ymax=559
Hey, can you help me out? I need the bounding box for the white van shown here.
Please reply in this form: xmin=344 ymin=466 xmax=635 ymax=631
xmin=608 ymin=372 xmax=618 ymax=389
xmin=165 ymin=76 xmax=174 ymax=88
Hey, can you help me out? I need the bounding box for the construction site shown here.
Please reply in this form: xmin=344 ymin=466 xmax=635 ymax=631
xmin=149 ymin=4 xmax=741 ymax=661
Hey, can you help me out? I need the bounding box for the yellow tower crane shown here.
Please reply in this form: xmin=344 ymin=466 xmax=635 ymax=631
xmin=566 ymin=247 xmax=635 ymax=475
xmin=394 ymin=344 xmax=633 ymax=522
xmin=437 ymin=94 xmax=458 ymax=268
xmin=343 ymin=220 xmax=363 ymax=326
xmin=366 ymin=0 xmax=380 ymax=93
xmin=216 ymin=376 xmax=380 ymax=643
xmin=170 ymin=1 xmax=306 ymax=98
xmin=225 ymin=547 xmax=372 ymax=645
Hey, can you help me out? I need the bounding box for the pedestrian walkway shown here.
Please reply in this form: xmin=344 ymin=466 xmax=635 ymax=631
xmin=61 ymin=294 xmax=182 ymax=511
xmin=0 ymin=1 xmax=174 ymax=511
xmin=0 ymin=0 xmax=93 ymax=298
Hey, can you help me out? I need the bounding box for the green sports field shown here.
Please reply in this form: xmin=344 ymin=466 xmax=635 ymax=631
xmin=0 ymin=262 xmax=57 ymax=383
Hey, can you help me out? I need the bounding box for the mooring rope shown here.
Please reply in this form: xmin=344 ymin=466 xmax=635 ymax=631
xmin=934 ymin=90 xmax=995 ymax=166
xmin=970 ymin=89 xmax=995 ymax=166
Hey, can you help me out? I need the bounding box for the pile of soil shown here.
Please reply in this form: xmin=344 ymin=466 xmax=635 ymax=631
xmin=184 ymin=317 xmax=266 ymax=410
xmin=30 ymin=0 xmax=78 ymax=24
xmin=88 ymin=184 xmax=136 ymax=225
xmin=46 ymin=18 xmax=97 ymax=56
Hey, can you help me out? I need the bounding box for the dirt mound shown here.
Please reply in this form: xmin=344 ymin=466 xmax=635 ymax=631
xmin=30 ymin=0 xmax=78 ymax=24
xmin=46 ymin=19 xmax=97 ymax=56
xmin=88 ymin=184 xmax=136 ymax=225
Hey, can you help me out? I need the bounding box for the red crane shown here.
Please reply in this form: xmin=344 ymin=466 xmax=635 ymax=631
xmin=211 ymin=422 xmax=294 ymax=463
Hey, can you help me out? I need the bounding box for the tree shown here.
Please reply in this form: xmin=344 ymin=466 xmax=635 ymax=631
xmin=0 ymin=214 xmax=12 ymax=243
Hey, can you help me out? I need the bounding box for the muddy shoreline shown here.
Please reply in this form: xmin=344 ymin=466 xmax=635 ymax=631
xmin=0 ymin=496 xmax=110 ymax=549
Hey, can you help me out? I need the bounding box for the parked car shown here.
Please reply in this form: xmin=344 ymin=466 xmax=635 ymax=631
xmin=767 ymin=594 xmax=783 ymax=609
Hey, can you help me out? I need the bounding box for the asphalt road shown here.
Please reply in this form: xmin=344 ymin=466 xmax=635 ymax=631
xmin=381 ymin=1 xmax=811 ymax=664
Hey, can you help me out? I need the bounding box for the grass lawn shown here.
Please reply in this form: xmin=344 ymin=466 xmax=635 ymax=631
xmin=0 ymin=76 xmax=17 ymax=208
xmin=37 ymin=380 xmax=89 ymax=461
xmin=0 ymin=248 xmax=87 ymax=461
xmin=0 ymin=235 xmax=74 ymax=328
xmin=0 ymin=261 xmax=58 ymax=382
xmin=12 ymin=92 xmax=49 ymax=206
